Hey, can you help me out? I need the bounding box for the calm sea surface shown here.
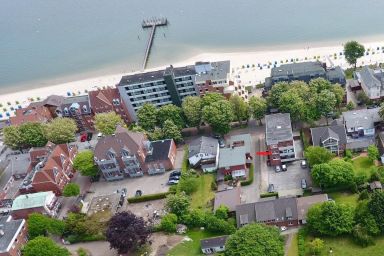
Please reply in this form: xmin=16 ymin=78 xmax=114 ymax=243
xmin=1 ymin=0 xmax=384 ymax=92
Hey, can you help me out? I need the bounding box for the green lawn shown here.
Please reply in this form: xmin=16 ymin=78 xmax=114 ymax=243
xmin=190 ymin=174 xmax=215 ymax=210
xmin=167 ymin=230 xmax=219 ymax=256
xmin=328 ymin=192 xmax=358 ymax=207
xmin=305 ymin=235 xmax=384 ymax=256
xmin=287 ymin=233 xmax=299 ymax=256
xmin=353 ymin=156 xmax=376 ymax=176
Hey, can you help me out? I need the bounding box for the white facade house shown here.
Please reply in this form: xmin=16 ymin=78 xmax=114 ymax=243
xmin=200 ymin=236 xmax=229 ymax=254
xmin=355 ymin=66 xmax=384 ymax=100
xmin=188 ymin=137 xmax=219 ymax=172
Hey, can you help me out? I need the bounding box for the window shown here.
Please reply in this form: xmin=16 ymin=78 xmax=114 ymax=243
xmin=63 ymin=107 xmax=69 ymax=115
xmin=53 ymin=167 xmax=58 ymax=177
xmin=82 ymin=105 xmax=88 ymax=113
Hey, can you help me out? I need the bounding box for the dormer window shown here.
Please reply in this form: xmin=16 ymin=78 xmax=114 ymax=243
xmin=60 ymin=154 xmax=65 ymax=163
xmin=63 ymin=107 xmax=69 ymax=115
xmin=108 ymin=152 xmax=115 ymax=159
xmin=113 ymin=99 xmax=120 ymax=106
xmin=82 ymin=105 xmax=88 ymax=113
xmin=122 ymin=149 xmax=130 ymax=157
xmin=53 ymin=167 xmax=58 ymax=177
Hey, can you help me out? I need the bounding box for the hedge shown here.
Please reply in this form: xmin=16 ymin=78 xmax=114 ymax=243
xmin=127 ymin=191 xmax=174 ymax=203
xmin=298 ymin=228 xmax=306 ymax=256
xmin=241 ymin=164 xmax=254 ymax=186
xmin=260 ymin=192 xmax=278 ymax=198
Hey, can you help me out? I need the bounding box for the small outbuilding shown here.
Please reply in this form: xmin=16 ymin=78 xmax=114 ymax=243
xmin=370 ymin=181 xmax=382 ymax=191
xmin=200 ymin=235 xmax=229 ymax=254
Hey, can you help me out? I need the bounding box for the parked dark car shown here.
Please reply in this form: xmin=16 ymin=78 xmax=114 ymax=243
xmin=170 ymin=170 xmax=181 ymax=177
xmin=135 ymin=190 xmax=143 ymax=197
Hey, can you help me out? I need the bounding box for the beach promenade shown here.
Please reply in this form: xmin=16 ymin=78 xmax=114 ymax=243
xmin=1 ymin=40 xmax=384 ymax=120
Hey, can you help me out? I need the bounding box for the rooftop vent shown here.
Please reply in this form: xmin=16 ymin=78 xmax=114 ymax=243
xmin=276 ymin=126 xmax=282 ymax=129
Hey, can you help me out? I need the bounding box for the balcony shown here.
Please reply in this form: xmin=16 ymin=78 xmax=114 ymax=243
xmin=148 ymin=163 xmax=165 ymax=175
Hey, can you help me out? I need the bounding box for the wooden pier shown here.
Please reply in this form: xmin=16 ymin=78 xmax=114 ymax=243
xmin=141 ymin=17 xmax=168 ymax=70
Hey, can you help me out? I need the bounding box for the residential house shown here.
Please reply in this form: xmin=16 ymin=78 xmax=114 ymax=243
xmin=265 ymin=62 xmax=346 ymax=90
xmin=94 ymin=127 xmax=176 ymax=181
xmin=296 ymin=194 xmax=328 ymax=224
xmin=88 ymin=87 xmax=133 ymax=124
xmin=200 ymin=236 xmax=229 ymax=255
xmin=11 ymin=191 xmax=60 ymax=219
xmin=217 ymin=134 xmax=252 ymax=181
xmin=19 ymin=142 xmax=77 ymax=196
xmin=8 ymin=154 xmax=30 ymax=180
xmin=9 ymin=105 xmax=53 ymax=126
xmin=0 ymin=216 xmax=28 ymax=256
xmin=354 ymin=66 xmax=384 ymax=100
xmin=214 ymin=187 xmax=241 ymax=213
xmin=310 ymin=124 xmax=347 ymax=155
xmin=342 ymin=108 xmax=381 ymax=151
xmin=377 ymin=132 xmax=384 ymax=163
xmin=235 ymin=195 xmax=328 ymax=228
xmin=265 ymin=113 xmax=295 ymax=166
xmin=188 ymin=136 xmax=219 ymax=172
xmin=117 ymin=65 xmax=198 ymax=121
xmin=56 ymin=95 xmax=94 ymax=131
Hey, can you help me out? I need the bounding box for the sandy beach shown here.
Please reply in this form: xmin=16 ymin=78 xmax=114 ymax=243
xmin=1 ymin=40 xmax=384 ymax=120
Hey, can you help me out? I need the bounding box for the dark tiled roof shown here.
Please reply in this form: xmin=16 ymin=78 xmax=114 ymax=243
xmin=310 ymin=125 xmax=347 ymax=146
xmin=214 ymin=187 xmax=241 ymax=212
xmin=357 ymin=66 xmax=382 ymax=89
xmin=200 ymin=236 xmax=229 ymax=250
xmin=271 ymin=62 xmax=325 ymax=78
xmin=145 ymin=139 xmax=173 ymax=163
xmin=188 ymin=136 xmax=218 ymax=158
xmin=119 ymin=70 xmax=165 ymax=85
xmin=0 ymin=216 xmax=24 ymax=253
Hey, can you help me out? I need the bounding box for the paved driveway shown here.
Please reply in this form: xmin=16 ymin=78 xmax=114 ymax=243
xmin=89 ymin=172 xmax=170 ymax=198
xmin=268 ymin=161 xmax=312 ymax=197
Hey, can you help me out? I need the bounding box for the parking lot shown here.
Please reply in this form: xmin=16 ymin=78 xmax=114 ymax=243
xmin=89 ymin=172 xmax=171 ymax=198
xmin=267 ymin=160 xmax=312 ymax=197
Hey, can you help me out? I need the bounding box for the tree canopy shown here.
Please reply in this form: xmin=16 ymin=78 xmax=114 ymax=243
xmin=182 ymin=96 xmax=202 ymax=128
xmin=307 ymin=201 xmax=354 ymax=236
xmin=368 ymin=191 xmax=384 ymax=233
xmin=137 ymin=103 xmax=158 ymax=132
xmin=45 ymin=118 xmax=77 ymax=144
xmin=311 ymin=159 xmax=355 ymax=188
xmin=225 ymin=223 xmax=284 ymax=256
xmin=229 ymin=95 xmax=249 ymax=123
xmin=165 ymin=192 xmax=190 ymax=217
xmin=202 ymin=100 xmax=234 ymax=135
xmin=73 ymin=150 xmax=99 ymax=177
xmin=367 ymin=145 xmax=379 ymax=163
xmin=304 ymin=146 xmax=333 ymax=166
xmin=3 ymin=125 xmax=23 ymax=150
xmin=344 ymin=41 xmax=365 ymax=69
xmin=157 ymin=104 xmax=185 ymax=128
xmin=22 ymin=236 xmax=70 ymax=256
xmin=249 ymin=96 xmax=267 ymax=124
xmin=94 ymin=112 xmax=124 ymax=135
xmin=161 ymin=119 xmax=183 ymax=142
xmin=106 ymin=211 xmax=150 ymax=254
xmin=62 ymin=183 xmax=80 ymax=197
xmin=201 ymin=93 xmax=225 ymax=107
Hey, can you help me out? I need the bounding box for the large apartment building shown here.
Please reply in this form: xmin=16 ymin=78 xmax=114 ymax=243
xmin=265 ymin=113 xmax=295 ymax=166
xmin=117 ymin=65 xmax=198 ymax=121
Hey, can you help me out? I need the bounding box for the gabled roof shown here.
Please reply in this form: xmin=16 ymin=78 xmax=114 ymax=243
xmin=271 ymin=61 xmax=325 ymax=78
xmin=200 ymin=236 xmax=229 ymax=250
xmin=342 ymin=108 xmax=381 ymax=130
xmin=310 ymin=125 xmax=347 ymax=146
xmin=214 ymin=187 xmax=241 ymax=212
xmin=12 ymin=191 xmax=54 ymax=211
xmin=0 ymin=216 xmax=25 ymax=253
xmin=357 ymin=66 xmax=383 ymax=88
xmin=188 ymin=136 xmax=218 ymax=158
xmin=10 ymin=105 xmax=53 ymax=126
xmin=296 ymin=194 xmax=328 ymax=221
xmin=265 ymin=113 xmax=293 ymax=145
xmin=145 ymin=139 xmax=173 ymax=163
xmin=88 ymin=87 xmax=120 ymax=111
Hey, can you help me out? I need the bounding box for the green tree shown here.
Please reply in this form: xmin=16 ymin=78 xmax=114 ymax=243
xmin=367 ymin=145 xmax=379 ymax=163
xmin=205 ymin=214 xmax=236 ymax=234
xmin=346 ymin=101 xmax=355 ymax=110
xmin=368 ymin=191 xmax=384 ymax=233
xmin=165 ymin=192 xmax=190 ymax=217
xmin=201 ymin=93 xmax=225 ymax=108
xmin=45 ymin=118 xmax=77 ymax=144
xmin=229 ymin=94 xmax=249 ymax=123
xmin=344 ymin=41 xmax=365 ymax=69
xmin=178 ymin=172 xmax=198 ymax=195
xmin=94 ymin=112 xmax=124 ymax=135
xmin=225 ymin=224 xmax=284 ymax=256
xmin=157 ymin=104 xmax=185 ymax=128
xmin=304 ymin=146 xmax=333 ymax=166
xmin=352 ymin=224 xmax=375 ymax=247
xmin=159 ymin=213 xmax=178 ymax=233
xmin=137 ymin=103 xmax=158 ymax=132
xmin=149 ymin=127 xmax=164 ymax=141
xmin=202 ymin=100 xmax=234 ymax=135
xmin=19 ymin=122 xmax=47 ymax=147
xmin=307 ymin=202 xmax=354 ymax=236
xmin=63 ymin=183 xmax=80 ymax=197
xmin=355 ymin=200 xmax=380 ymax=235
xmin=267 ymin=82 xmax=289 ymax=108
xmin=3 ymin=125 xmax=22 ymax=149
xmin=161 ymin=119 xmax=182 ymax=142
xmin=278 ymin=90 xmax=305 ymax=122
xmin=332 ymin=84 xmax=346 ymax=109
xmin=215 ymin=205 xmax=229 ymax=220
xmin=356 ymin=91 xmax=371 ymax=106
xmin=182 ymin=96 xmax=202 ymax=128
xmin=249 ymin=96 xmax=267 ymax=125
xmin=28 ymin=213 xmax=65 ymax=239
xmin=308 ymin=238 xmax=324 ymax=255
xmin=316 ymin=90 xmax=337 ymax=124
xmin=308 ymin=78 xmax=332 ymax=93
xmin=73 ymin=150 xmax=99 ymax=177
xmin=22 ymin=236 xmax=70 ymax=256
xmin=311 ymin=159 xmax=355 ymax=188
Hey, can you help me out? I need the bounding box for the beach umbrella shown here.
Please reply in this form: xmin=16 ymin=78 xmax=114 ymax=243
xmin=0 ymin=114 xmax=3 ymax=118
xmin=18 ymin=105 xmax=22 ymax=109
xmin=67 ymin=92 xmax=71 ymax=96
xmin=10 ymin=107 xmax=14 ymax=111
xmin=6 ymin=112 xmax=10 ymax=117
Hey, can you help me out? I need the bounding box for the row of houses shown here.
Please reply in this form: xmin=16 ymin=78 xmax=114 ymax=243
xmin=9 ymin=60 xmax=248 ymax=130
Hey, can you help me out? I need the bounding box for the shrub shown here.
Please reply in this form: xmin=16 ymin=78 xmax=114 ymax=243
xmin=344 ymin=149 xmax=353 ymax=160
xmin=300 ymin=130 xmax=310 ymax=150
xmin=241 ymin=164 xmax=254 ymax=186
xmin=205 ymin=214 xmax=235 ymax=234
xmin=359 ymin=190 xmax=370 ymax=201
xmin=127 ymin=192 xmax=174 ymax=203
xmin=260 ymin=192 xmax=278 ymax=198
xmin=181 ymin=209 xmax=207 ymax=228
xmin=352 ymin=224 xmax=375 ymax=247
xmin=211 ymin=180 xmax=217 ymax=191
xmin=66 ymin=234 xmax=105 ymax=244
xmin=178 ymin=171 xmax=198 ymax=195
xmin=215 ymin=205 xmax=229 ymax=220
xmin=159 ymin=214 xmax=178 ymax=233
xmin=298 ymin=229 xmax=306 ymax=256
